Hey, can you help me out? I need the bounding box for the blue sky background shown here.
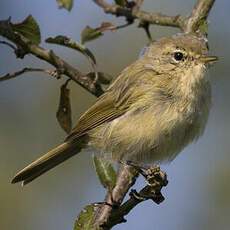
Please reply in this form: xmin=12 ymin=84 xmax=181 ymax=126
xmin=0 ymin=1 xmax=230 ymax=230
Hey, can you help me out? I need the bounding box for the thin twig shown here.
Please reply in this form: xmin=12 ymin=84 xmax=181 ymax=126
xmin=0 ymin=67 xmax=56 ymax=82
xmin=0 ymin=40 xmax=17 ymax=51
xmin=116 ymin=21 xmax=133 ymax=30
xmin=138 ymin=20 xmax=153 ymax=42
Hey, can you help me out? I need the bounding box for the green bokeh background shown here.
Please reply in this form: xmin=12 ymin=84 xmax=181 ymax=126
xmin=0 ymin=0 xmax=229 ymax=229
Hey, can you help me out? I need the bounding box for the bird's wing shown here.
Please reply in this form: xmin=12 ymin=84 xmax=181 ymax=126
xmin=66 ymin=63 xmax=152 ymax=140
xmin=66 ymin=93 xmax=126 ymax=140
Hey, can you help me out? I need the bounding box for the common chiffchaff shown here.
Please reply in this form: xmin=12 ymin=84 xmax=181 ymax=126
xmin=12 ymin=34 xmax=218 ymax=185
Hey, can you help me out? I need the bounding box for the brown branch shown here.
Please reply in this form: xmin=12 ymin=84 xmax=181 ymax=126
xmin=93 ymin=0 xmax=184 ymax=29
xmin=104 ymin=166 xmax=168 ymax=229
xmin=0 ymin=67 xmax=57 ymax=82
xmin=135 ymin=11 xmax=183 ymax=28
xmin=184 ymin=0 xmax=216 ymax=33
xmin=94 ymin=165 xmax=139 ymax=229
xmin=89 ymin=165 xmax=168 ymax=229
xmin=0 ymin=20 xmax=104 ymax=97
xmin=93 ymin=0 xmax=216 ymax=33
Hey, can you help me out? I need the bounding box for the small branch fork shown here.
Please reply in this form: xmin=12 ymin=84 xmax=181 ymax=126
xmin=95 ymin=165 xmax=168 ymax=229
xmin=0 ymin=0 xmax=216 ymax=229
xmin=184 ymin=0 xmax=216 ymax=33
xmin=93 ymin=0 xmax=215 ymax=33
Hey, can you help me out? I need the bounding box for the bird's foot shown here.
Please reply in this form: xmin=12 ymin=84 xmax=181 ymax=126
xmin=124 ymin=161 xmax=168 ymax=188
xmin=140 ymin=165 xmax=168 ymax=189
xmin=124 ymin=162 xmax=168 ymax=204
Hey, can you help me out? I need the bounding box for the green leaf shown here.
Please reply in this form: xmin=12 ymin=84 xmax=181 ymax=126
xmin=93 ymin=156 xmax=117 ymax=190
xmin=114 ymin=0 xmax=126 ymax=7
xmin=57 ymin=0 xmax=73 ymax=11
xmin=56 ymin=80 xmax=72 ymax=134
xmin=81 ymin=26 xmax=103 ymax=44
xmin=81 ymin=22 xmax=116 ymax=44
xmin=11 ymin=15 xmax=41 ymax=45
xmin=74 ymin=204 xmax=97 ymax=230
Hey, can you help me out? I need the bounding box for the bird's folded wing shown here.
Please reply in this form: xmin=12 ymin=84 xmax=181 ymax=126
xmin=66 ymin=66 xmax=152 ymax=140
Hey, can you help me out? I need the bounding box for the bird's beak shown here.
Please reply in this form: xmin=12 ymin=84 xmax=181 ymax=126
xmin=200 ymin=55 xmax=218 ymax=64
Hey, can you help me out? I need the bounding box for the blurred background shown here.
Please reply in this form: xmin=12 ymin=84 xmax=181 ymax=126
xmin=0 ymin=0 xmax=229 ymax=229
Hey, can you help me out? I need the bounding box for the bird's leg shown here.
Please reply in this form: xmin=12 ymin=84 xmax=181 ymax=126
xmin=124 ymin=161 xmax=168 ymax=187
xmin=140 ymin=165 xmax=168 ymax=187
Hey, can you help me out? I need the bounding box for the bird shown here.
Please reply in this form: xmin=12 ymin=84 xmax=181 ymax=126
xmin=11 ymin=33 xmax=217 ymax=186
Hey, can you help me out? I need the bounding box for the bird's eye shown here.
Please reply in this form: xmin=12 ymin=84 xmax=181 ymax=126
xmin=173 ymin=51 xmax=184 ymax=61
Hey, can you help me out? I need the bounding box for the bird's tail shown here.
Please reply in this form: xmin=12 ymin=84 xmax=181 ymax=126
xmin=11 ymin=138 xmax=86 ymax=186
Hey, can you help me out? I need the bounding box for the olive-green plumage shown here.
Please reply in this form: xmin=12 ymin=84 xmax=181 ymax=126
xmin=12 ymin=34 xmax=217 ymax=185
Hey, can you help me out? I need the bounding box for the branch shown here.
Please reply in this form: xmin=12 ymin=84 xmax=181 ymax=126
xmin=93 ymin=0 xmax=184 ymax=29
xmin=0 ymin=67 xmax=57 ymax=82
xmin=184 ymin=0 xmax=216 ymax=33
xmin=93 ymin=0 xmax=216 ymax=33
xmin=93 ymin=165 xmax=139 ymax=228
xmin=0 ymin=20 xmax=104 ymax=97
xmin=105 ymin=166 xmax=168 ymax=229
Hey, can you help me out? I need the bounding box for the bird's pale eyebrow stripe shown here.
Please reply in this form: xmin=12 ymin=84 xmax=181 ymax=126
xmin=174 ymin=48 xmax=186 ymax=54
